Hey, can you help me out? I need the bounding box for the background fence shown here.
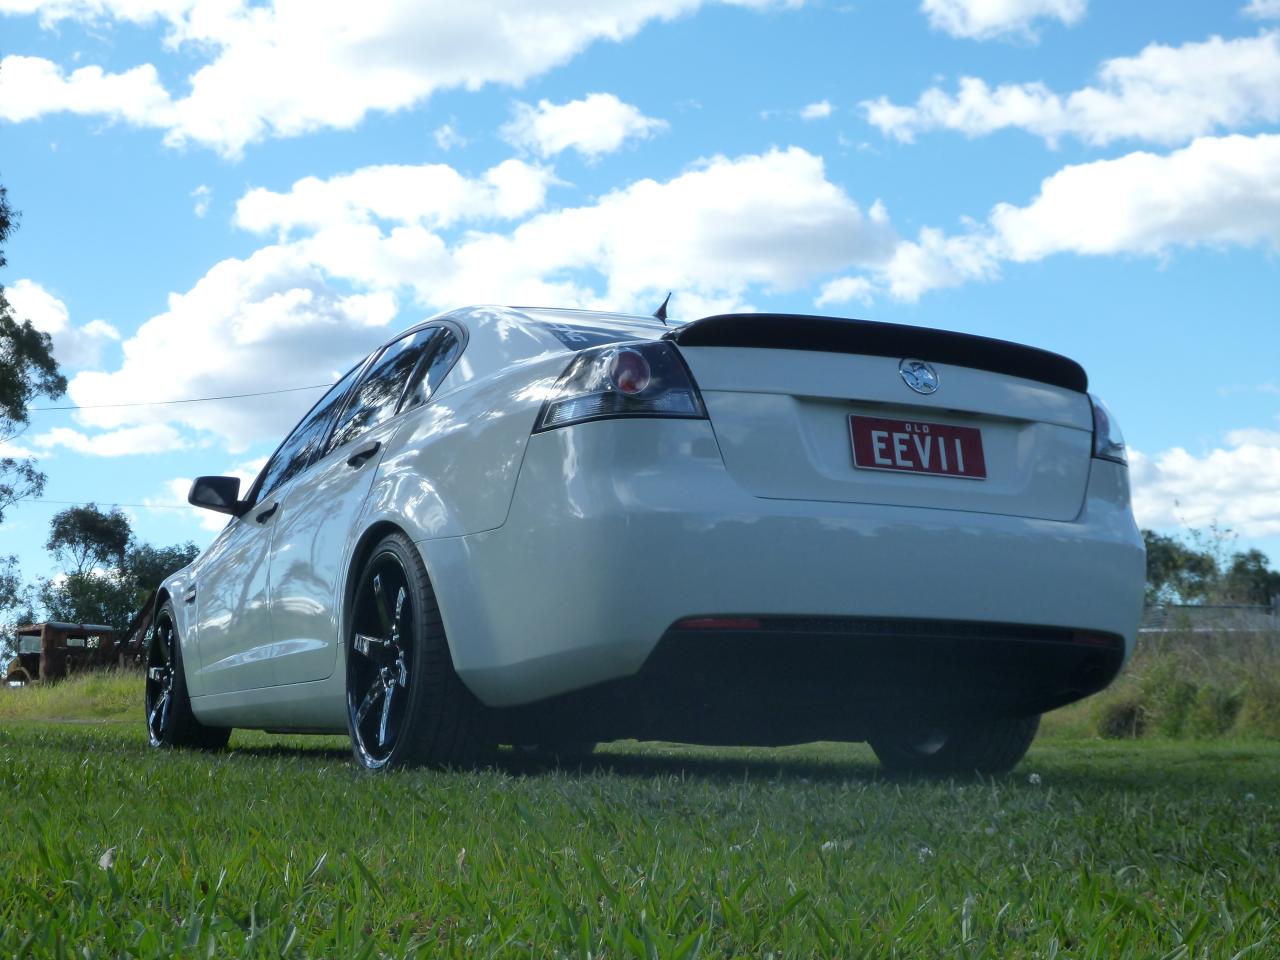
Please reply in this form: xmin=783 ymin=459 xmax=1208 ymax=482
xmin=1140 ymin=599 xmax=1280 ymax=634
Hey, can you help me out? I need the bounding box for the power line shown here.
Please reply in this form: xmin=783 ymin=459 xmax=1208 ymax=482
xmin=28 ymin=382 xmax=334 ymax=412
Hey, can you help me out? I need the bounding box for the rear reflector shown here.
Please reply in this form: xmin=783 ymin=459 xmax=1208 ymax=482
xmin=676 ymin=617 xmax=763 ymax=631
xmin=1071 ymin=631 xmax=1122 ymax=649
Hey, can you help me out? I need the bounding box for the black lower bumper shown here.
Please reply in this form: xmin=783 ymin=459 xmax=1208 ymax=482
xmin=495 ymin=617 xmax=1126 ymax=747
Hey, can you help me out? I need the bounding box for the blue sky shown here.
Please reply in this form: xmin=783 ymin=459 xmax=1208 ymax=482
xmin=1 ymin=0 xmax=1278 ymax=582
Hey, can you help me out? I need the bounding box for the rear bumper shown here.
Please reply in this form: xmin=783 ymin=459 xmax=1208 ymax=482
xmin=419 ymin=419 xmax=1145 ymax=710
xmin=498 ymin=619 xmax=1125 ymax=745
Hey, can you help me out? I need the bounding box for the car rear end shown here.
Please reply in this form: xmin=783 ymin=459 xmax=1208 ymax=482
xmin=428 ymin=311 xmax=1145 ymax=746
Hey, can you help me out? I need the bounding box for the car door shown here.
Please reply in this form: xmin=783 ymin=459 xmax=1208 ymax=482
xmin=266 ymin=326 xmax=449 ymax=686
xmin=191 ymin=361 xmax=367 ymax=696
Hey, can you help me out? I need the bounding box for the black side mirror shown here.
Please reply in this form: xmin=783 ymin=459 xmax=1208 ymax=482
xmin=188 ymin=476 xmax=249 ymax=516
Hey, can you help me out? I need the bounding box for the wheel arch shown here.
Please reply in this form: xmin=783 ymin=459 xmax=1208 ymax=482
xmin=340 ymin=520 xmax=464 ymax=673
xmin=152 ymin=587 xmax=175 ymax=648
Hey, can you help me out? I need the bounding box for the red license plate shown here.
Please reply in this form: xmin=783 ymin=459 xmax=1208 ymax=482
xmin=849 ymin=415 xmax=987 ymax=480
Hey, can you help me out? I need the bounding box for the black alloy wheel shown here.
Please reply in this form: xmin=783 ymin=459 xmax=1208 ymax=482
xmin=347 ymin=554 xmax=414 ymax=767
xmin=345 ymin=532 xmax=491 ymax=770
xmin=144 ymin=602 xmax=231 ymax=750
xmin=144 ymin=616 xmax=177 ymax=746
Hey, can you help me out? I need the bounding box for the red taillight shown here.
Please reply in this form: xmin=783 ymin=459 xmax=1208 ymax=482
xmin=676 ymin=617 xmax=763 ymax=631
xmin=533 ymin=340 xmax=706 ymax=432
xmin=609 ymin=348 xmax=652 ymax=395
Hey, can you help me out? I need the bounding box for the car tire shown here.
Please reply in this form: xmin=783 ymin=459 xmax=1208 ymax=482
xmin=869 ymin=715 xmax=1040 ymax=776
xmin=345 ymin=531 xmax=491 ymax=770
xmin=519 ymin=741 xmax=598 ymax=765
xmin=145 ymin=601 xmax=232 ymax=750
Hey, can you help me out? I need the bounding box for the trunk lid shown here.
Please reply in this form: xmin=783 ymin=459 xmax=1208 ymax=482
xmin=668 ymin=315 xmax=1093 ymax=522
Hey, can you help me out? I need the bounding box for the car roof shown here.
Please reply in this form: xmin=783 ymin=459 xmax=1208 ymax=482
xmin=507 ymin=305 xmax=678 ymax=339
xmin=373 ymin=305 xmax=685 ymax=391
xmin=509 ymin=305 xmax=668 ymax=324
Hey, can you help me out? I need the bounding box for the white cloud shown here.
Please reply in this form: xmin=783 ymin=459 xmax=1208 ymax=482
xmin=241 ymin=146 xmax=896 ymax=311
xmin=1 ymin=0 xmax=794 ymax=156
xmin=66 ymin=147 xmax=895 ymax=449
xmin=32 ymin=423 xmax=188 ymax=456
xmin=66 ymin=244 xmax=398 ymax=447
xmin=0 ymin=55 xmax=174 ymax=125
xmin=1131 ymin=436 xmax=1280 ymax=538
xmin=864 ymin=32 xmax=1280 ymax=146
xmin=501 ymin=94 xmax=667 ymax=160
xmin=920 ymin=0 xmax=1085 ymax=40
xmin=987 ymin=133 xmax=1280 ymax=260
xmin=157 ymin=458 xmax=264 ymax=531
xmin=815 ymin=275 xmax=874 ymax=307
xmin=191 ymin=184 xmax=211 ymax=218
xmin=241 ymin=135 xmax=1280 ymax=323
xmin=154 ymin=477 xmax=217 ymax=531
xmin=1226 ymin=427 xmax=1280 ymax=446
xmin=433 ymin=122 xmax=467 ymax=152
xmin=0 ymin=441 xmax=39 ymax=459
xmin=0 ymin=0 xmax=195 ymax=27
xmin=800 ymin=99 xmax=833 ymax=120
xmin=879 ymin=228 xmax=1000 ymax=301
xmin=879 ymin=132 xmax=1280 ymax=300
xmin=6 ymin=279 xmax=68 ymax=331
xmin=1244 ymin=0 xmax=1280 ymax=19
xmin=234 ymin=159 xmax=554 ymax=236
xmin=89 ymin=133 xmax=1271 ymax=406
xmin=428 ymin=147 xmax=896 ymax=309
xmin=6 ymin=279 xmax=121 ymax=369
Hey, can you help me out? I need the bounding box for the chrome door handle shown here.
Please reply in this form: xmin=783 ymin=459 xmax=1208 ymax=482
xmin=346 ymin=439 xmax=381 ymax=468
xmin=255 ymin=501 xmax=280 ymax=523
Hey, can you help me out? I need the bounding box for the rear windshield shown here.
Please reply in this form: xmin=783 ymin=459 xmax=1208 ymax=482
xmin=540 ymin=320 xmax=645 ymax=351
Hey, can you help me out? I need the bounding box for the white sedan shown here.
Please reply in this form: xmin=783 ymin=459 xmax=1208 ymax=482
xmin=147 ymin=306 xmax=1145 ymax=773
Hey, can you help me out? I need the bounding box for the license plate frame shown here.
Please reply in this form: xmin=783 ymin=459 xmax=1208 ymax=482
xmin=849 ymin=415 xmax=988 ymax=480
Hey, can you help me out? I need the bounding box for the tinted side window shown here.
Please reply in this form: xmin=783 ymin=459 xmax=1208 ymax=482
xmin=403 ymin=328 xmax=462 ymax=410
xmin=326 ymin=328 xmax=438 ymax=454
xmin=255 ymin=362 xmax=365 ymax=502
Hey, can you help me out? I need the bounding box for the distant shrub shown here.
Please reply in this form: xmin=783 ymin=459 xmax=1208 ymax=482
xmin=1054 ymin=627 xmax=1280 ymax=742
xmin=1136 ymin=659 xmax=1197 ymax=737
xmin=1238 ymin=672 xmax=1280 ymax=738
xmin=1097 ymin=698 xmax=1145 ymax=739
xmin=1187 ymin=684 xmax=1244 ymax=738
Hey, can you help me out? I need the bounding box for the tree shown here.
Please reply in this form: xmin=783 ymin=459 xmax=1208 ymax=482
xmin=0 ymin=555 xmax=20 ymax=613
xmin=1222 ymin=549 xmax=1280 ymax=606
xmin=0 ymin=555 xmax=37 ymax=658
xmin=1 ymin=182 xmax=66 ymax=523
xmin=122 ymin=540 xmax=201 ymax=608
xmin=46 ymin=503 xmax=132 ymax=576
xmin=1142 ymin=529 xmax=1280 ymax=607
xmin=40 ymin=571 xmax=137 ymax=631
xmin=38 ymin=505 xmax=200 ymax=630
xmin=1142 ymin=530 xmax=1219 ymax=604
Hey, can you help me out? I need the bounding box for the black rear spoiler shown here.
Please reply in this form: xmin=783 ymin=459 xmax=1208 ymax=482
xmin=664 ymin=313 xmax=1088 ymax=393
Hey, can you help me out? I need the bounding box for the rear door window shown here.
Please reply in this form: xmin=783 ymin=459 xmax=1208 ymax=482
xmin=325 ymin=328 xmax=440 ymax=454
xmin=402 ymin=328 xmax=463 ymax=410
xmin=254 ymin=361 xmax=366 ymax=502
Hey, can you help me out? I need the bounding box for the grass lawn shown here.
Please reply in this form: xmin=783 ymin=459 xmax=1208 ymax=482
xmin=0 ymin=711 xmax=1276 ymax=957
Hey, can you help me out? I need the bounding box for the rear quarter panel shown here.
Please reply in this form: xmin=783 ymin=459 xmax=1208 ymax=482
xmin=360 ymin=351 xmax=573 ymax=541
